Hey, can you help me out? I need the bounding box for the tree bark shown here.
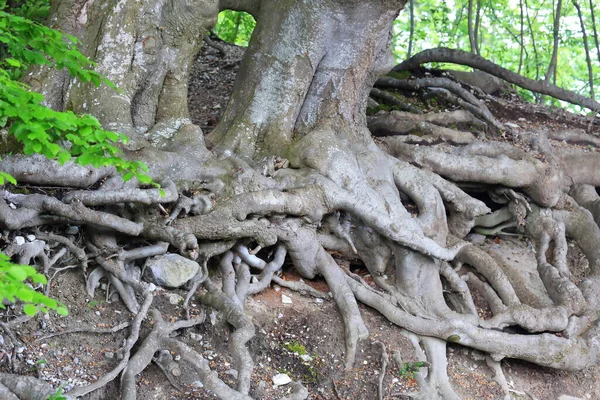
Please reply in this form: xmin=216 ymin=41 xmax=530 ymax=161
xmin=208 ymin=0 xmax=406 ymax=159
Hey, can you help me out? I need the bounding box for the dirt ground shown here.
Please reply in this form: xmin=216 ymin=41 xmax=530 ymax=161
xmin=1 ymin=40 xmax=600 ymax=400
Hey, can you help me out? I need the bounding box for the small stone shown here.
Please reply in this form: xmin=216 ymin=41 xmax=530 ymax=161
xmin=192 ymin=380 xmax=204 ymax=388
xmin=8 ymin=203 xmax=16 ymax=209
xmin=504 ymin=122 xmax=520 ymax=129
xmin=163 ymin=292 xmax=184 ymax=305
xmin=66 ymin=226 xmax=79 ymax=235
xmin=258 ymin=380 xmax=267 ymax=389
xmin=272 ymin=373 xmax=292 ymax=386
xmin=0 ymin=335 xmax=4 ymax=345
xmin=225 ymin=369 xmax=238 ymax=379
xmin=392 ymin=378 xmax=399 ymax=384
xmin=315 ymin=298 xmax=324 ymax=304
xmin=26 ymin=234 xmax=36 ymax=242
xmin=16 ymin=346 xmax=25 ymax=354
xmin=143 ymin=253 xmax=200 ymax=288
xmin=299 ymin=354 xmax=313 ymax=362
xmin=104 ymin=352 xmax=115 ymax=359
xmin=273 ymin=285 xmax=281 ymax=292
xmin=174 ymin=354 xmax=181 ymax=361
xmin=190 ymin=332 xmax=203 ymax=341
xmin=14 ymin=236 xmax=25 ymax=246
xmin=95 ymin=311 xmax=101 ymax=316
xmin=281 ymin=294 xmax=292 ymax=304
xmin=467 ymin=233 xmax=486 ymax=245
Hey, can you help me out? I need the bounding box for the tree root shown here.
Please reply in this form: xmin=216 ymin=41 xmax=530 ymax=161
xmin=394 ymin=47 xmax=600 ymax=112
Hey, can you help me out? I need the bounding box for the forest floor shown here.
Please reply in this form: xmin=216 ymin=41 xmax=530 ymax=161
xmin=1 ymin=41 xmax=600 ymax=400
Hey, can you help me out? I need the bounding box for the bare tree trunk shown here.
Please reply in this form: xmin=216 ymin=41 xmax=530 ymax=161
xmin=540 ymin=0 xmax=562 ymax=104
xmin=518 ymin=0 xmax=525 ymax=74
xmin=573 ymin=0 xmax=595 ymax=100
xmin=407 ymin=0 xmax=415 ymax=58
xmin=28 ymin=0 xmax=220 ymax=147
xmin=474 ymin=0 xmax=482 ymax=55
xmin=467 ymin=0 xmax=478 ymax=54
xmin=589 ymin=0 xmax=600 ymax=64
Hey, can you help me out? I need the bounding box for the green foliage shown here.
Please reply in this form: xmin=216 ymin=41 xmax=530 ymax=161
xmin=0 ymin=252 xmax=68 ymax=316
xmin=392 ymin=0 xmax=600 ymax=113
xmin=46 ymin=388 xmax=67 ymax=400
xmin=213 ymin=10 xmax=256 ymax=47
xmin=283 ymin=340 xmax=307 ymax=355
xmin=398 ymin=360 xmax=426 ymax=379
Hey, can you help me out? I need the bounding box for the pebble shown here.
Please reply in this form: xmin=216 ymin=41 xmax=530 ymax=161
xmin=274 ymin=285 xmax=281 ymax=292
xmin=66 ymin=226 xmax=79 ymax=235
xmin=192 ymin=380 xmax=204 ymax=388
xmin=315 ymin=298 xmax=324 ymax=304
xmin=26 ymin=234 xmax=36 ymax=241
xmin=14 ymin=236 xmax=25 ymax=245
xmin=225 ymin=369 xmax=238 ymax=379
xmin=0 ymin=335 xmax=4 ymax=345
xmin=174 ymin=354 xmax=181 ymax=361
xmin=163 ymin=292 xmax=184 ymax=305
xmin=104 ymin=352 xmax=115 ymax=359
xmin=281 ymin=294 xmax=292 ymax=304
xmin=272 ymin=373 xmax=291 ymax=386
xmin=190 ymin=332 xmax=203 ymax=341
xmin=300 ymin=354 xmax=313 ymax=362
xmin=467 ymin=233 xmax=486 ymax=245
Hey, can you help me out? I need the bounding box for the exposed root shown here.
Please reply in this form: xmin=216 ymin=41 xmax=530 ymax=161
xmin=395 ymin=47 xmax=600 ymax=112
xmin=375 ymin=341 xmax=389 ymax=400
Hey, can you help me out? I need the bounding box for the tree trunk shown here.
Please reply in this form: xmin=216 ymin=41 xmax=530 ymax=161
xmin=208 ymin=0 xmax=405 ymax=159
xmin=30 ymin=0 xmax=219 ymax=146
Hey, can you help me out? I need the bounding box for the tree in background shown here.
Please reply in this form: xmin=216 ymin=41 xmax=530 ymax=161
xmin=0 ymin=0 xmax=600 ymax=399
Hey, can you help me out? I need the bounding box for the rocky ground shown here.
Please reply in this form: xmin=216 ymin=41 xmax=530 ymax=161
xmin=1 ymin=40 xmax=599 ymax=400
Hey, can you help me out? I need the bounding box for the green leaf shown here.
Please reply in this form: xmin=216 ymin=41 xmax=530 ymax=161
xmin=23 ymin=304 xmax=38 ymax=316
xmin=5 ymin=58 xmax=21 ymax=67
xmin=7 ymin=266 xmax=29 ymax=281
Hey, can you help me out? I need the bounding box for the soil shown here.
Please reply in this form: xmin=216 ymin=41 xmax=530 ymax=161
xmin=1 ymin=40 xmax=600 ymax=400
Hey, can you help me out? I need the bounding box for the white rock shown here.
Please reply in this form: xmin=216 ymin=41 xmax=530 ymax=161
xmin=281 ymin=294 xmax=292 ymax=304
xmin=467 ymin=233 xmax=486 ymax=245
xmin=26 ymin=234 xmax=36 ymax=242
xmin=315 ymin=298 xmax=324 ymax=304
xmin=163 ymin=292 xmax=184 ymax=305
xmin=299 ymin=354 xmax=313 ymax=362
xmin=504 ymin=122 xmax=520 ymax=129
xmin=143 ymin=253 xmax=200 ymax=288
xmin=272 ymin=373 xmax=292 ymax=386
xmin=192 ymin=380 xmax=204 ymax=388
xmin=14 ymin=236 xmax=25 ymax=246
